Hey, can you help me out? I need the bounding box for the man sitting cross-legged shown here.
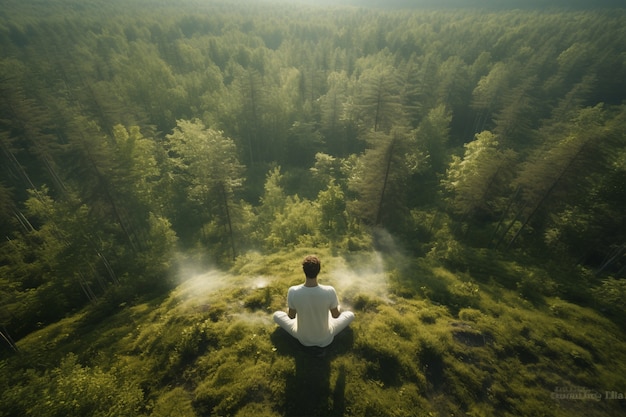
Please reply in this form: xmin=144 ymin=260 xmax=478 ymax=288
xmin=273 ymin=255 xmax=355 ymax=348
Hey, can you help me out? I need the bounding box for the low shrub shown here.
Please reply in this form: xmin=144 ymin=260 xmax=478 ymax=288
xmin=592 ymin=277 xmax=626 ymax=322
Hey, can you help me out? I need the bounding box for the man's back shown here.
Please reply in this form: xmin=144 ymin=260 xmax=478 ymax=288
xmin=288 ymin=284 xmax=338 ymax=347
xmin=273 ymin=255 xmax=354 ymax=348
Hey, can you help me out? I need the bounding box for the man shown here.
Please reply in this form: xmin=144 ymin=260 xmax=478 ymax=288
xmin=273 ymin=255 xmax=355 ymax=348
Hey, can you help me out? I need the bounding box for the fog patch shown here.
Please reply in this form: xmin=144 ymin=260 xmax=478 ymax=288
xmin=172 ymin=257 xmax=276 ymax=316
xmin=326 ymin=228 xmax=407 ymax=308
xmin=327 ymin=251 xmax=391 ymax=308
xmin=251 ymin=275 xmax=270 ymax=289
xmin=230 ymin=310 xmax=274 ymax=326
xmin=177 ymin=270 xmax=231 ymax=298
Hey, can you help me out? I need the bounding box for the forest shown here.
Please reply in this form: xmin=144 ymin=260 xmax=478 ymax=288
xmin=1 ymin=0 xmax=626 ymax=416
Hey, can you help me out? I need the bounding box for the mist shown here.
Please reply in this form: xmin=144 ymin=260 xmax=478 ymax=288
xmin=327 ymin=251 xmax=391 ymax=310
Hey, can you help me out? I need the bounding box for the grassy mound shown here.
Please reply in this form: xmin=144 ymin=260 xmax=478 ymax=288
xmin=2 ymin=249 xmax=625 ymax=417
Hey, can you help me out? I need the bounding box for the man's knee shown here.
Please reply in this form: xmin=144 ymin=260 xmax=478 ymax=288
xmin=273 ymin=311 xmax=287 ymax=324
xmin=341 ymin=311 xmax=355 ymax=325
xmin=332 ymin=311 xmax=355 ymax=335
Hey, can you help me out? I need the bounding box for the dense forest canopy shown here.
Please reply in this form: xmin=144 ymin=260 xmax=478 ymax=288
xmin=1 ymin=0 xmax=626 ymax=339
xmin=2 ymin=1 xmax=626 ymax=416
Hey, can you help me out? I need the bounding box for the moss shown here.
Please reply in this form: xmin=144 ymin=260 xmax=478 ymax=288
xmin=352 ymin=293 xmax=381 ymax=312
xmin=458 ymin=307 xmax=483 ymax=322
xmin=5 ymin=249 xmax=626 ymax=417
xmin=243 ymin=287 xmax=273 ymax=311
xmin=151 ymin=387 xmax=197 ymax=417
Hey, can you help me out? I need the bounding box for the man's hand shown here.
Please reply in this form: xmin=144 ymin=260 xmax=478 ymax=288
xmin=330 ymin=307 xmax=340 ymax=318
xmin=288 ymin=308 xmax=296 ymax=319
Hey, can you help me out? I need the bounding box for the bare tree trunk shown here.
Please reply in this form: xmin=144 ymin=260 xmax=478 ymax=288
xmin=0 ymin=326 xmax=18 ymax=352
xmin=490 ymin=187 xmax=521 ymax=248
xmin=596 ymin=243 xmax=626 ymax=276
xmin=375 ymin=135 xmax=396 ymax=226
xmin=493 ymin=200 xmax=527 ymax=249
xmin=219 ymin=182 xmax=236 ymax=260
xmin=83 ymin=141 xmax=139 ymax=253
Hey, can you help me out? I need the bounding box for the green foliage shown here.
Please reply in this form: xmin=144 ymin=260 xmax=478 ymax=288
xmin=443 ymin=130 xmax=517 ymax=221
xmin=165 ymin=118 xmax=245 ymax=259
xmin=151 ymin=387 xmax=197 ymax=417
xmin=355 ymin=63 xmax=403 ymax=133
xmin=348 ymin=128 xmax=425 ymax=229
xmin=516 ymin=270 xmax=556 ymax=305
xmin=2 ymin=354 xmax=143 ymax=417
xmin=2 ymin=250 xmax=626 ymax=417
xmin=2 ymin=2 xmax=626 ymax=416
xmin=263 ymin=194 xmax=320 ymax=250
xmin=1 ymin=0 xmax=625 ymax=310
xmin=592 ymin=277 xmax=626 ymax=321
xmin=414 ymin=104 xmax=452 ymax=174
xmin=505 ymin=104 xmax=625 ymax=251
xmin=317 ymin=180 xmax=349 ymax=240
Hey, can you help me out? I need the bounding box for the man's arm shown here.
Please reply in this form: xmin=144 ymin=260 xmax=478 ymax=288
xmin=288 ymin=308 xmax=297 ymax=319
xmin=330 ymin=307 xmax=340 ymax=318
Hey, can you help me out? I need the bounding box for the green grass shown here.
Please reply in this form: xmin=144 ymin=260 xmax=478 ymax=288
xmin=2 ymin=249 xmax=626 ymax=417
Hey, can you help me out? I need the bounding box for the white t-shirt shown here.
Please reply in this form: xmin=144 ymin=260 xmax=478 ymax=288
xmin=287 ymin=284 xmax=339 ymax=347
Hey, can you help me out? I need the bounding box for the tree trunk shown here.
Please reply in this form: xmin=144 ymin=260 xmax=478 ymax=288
xmin=375 ymin=135 xmax=396 ymax=226
xmin=505 ymin=145 xmax=585 ymax=250
xmin=0 ymin=326 xmax=18 ymax=352
xmin=489 ymin=186 xmax=521 ymax=248
xmin=220 ymin=182 xmax=236 ymax=260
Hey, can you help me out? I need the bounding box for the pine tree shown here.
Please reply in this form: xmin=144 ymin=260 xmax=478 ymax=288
xmin=349 ymin=128 xmax=424 ymax=229
xmin=505 ymin=104 xmax=621 ymax=249
xmin=356 ymin=65 xmax=403 ymax=133
xmin=166 ymin=119 xmax=244 ymax=259
xmin=443 ymin=131 xmax=517 ymax=224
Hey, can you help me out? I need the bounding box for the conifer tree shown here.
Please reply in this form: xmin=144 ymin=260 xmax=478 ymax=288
xmin=320 ymin=71 xmax=351 ymax=155
xmin=471 ymin=62 xmax=511 ymax=133
xmin=505 ymin=104 xmax=621 ymax=249
xmin=233 ymin=68 xmax=265 ymax=166
xmin=443 ymin=131 xmax=517 ymax=224
xmin=317 ymin=180 xmax=348 ymax=242
xmin=414 ymin=104 xmax=452 ymax=175
xmin=356 ymin=65 xmax=403 ymax=133
xmin=166 ymin=119 xmax=244 ymax=259
xmin=349 ymin=128 xmax=424 ymax=229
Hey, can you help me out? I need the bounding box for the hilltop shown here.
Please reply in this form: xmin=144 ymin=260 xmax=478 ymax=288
xmin=2 ymin=248 xmax=625 ymax=417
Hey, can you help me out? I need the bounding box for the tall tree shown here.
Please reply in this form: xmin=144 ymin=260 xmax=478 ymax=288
xmin=254 ymin=166 xmax=287 ymax=244
xmin=414 ymin=104 xmax=453 ymax=176
xmin=233 ymin=67 xmax=266 ymax=166
xmin=443 ymin=131 xmax=517 ymax=226
xmin=470 ymin=62 xmax=511 ymax=134
xmin=349 ymin=128 xmax=424 ymax=229
xmin=355 ymin=65 xmax=403 ymax=133
xmin=316 ymin=180 xmax=348 ymax=244
xmin=505 ymin=104 xmax=622 ymax=249
xmin=436 ymin=55 xmax=470 ymax=113
xmin=399 ymin=55 xmax=424 ymax=129
xmin=166 ymin=119 xmax=244 ymax=259
xmin=111 ymin=125 xmax=160 ymax=209
xmin=320 ymin=71 xmax=351 ymax=155
xmin=492 ymin=75 xmax=539 ymax=147
xmin=61 ymin=116 xmax=142 ymax=253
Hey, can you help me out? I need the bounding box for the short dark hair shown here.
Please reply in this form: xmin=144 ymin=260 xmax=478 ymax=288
xmin=302 ymin=255 xmax=321 ymax=279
